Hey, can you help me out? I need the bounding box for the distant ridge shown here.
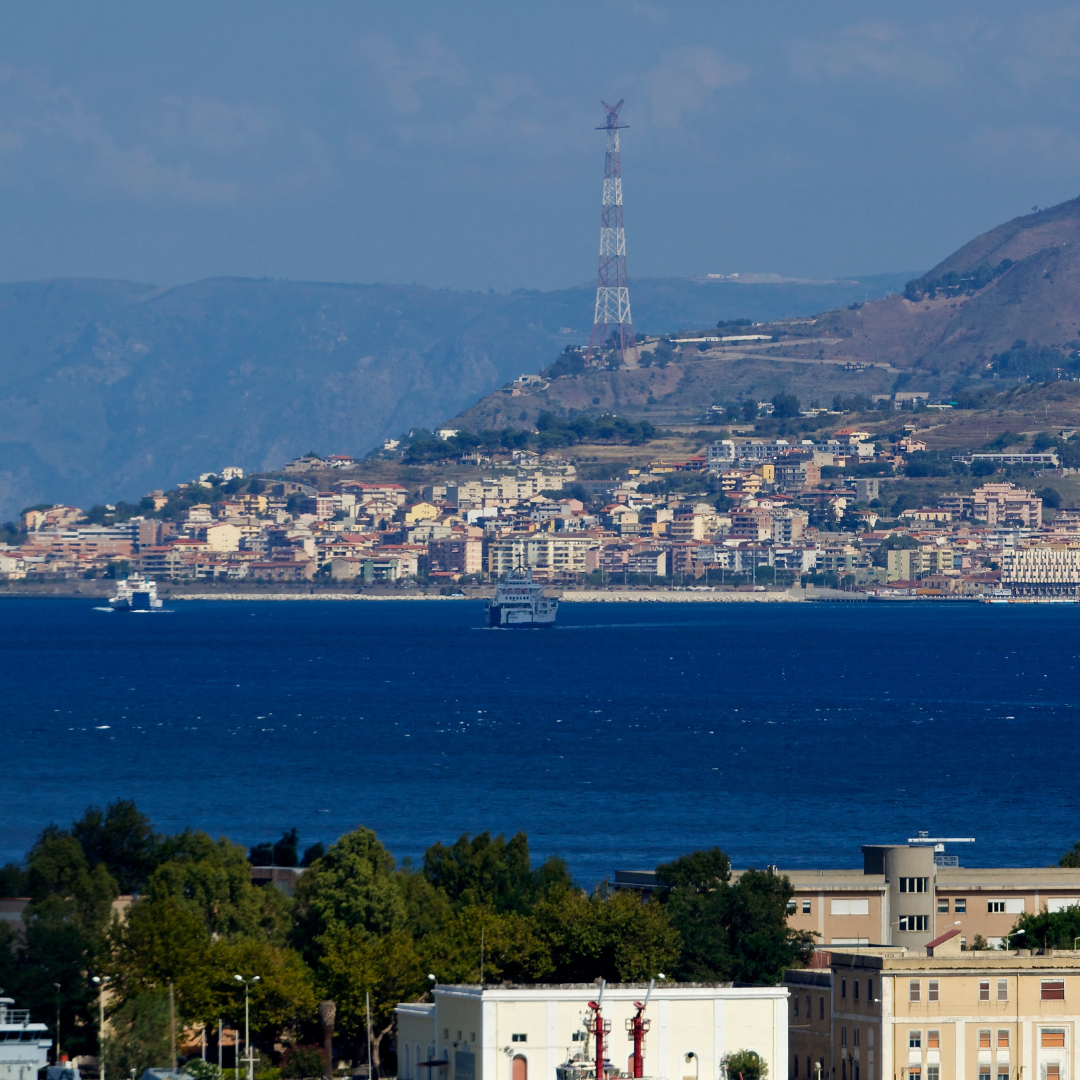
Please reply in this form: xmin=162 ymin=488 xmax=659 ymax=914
xmin=0 ymin=272 xmax=914 ymax=518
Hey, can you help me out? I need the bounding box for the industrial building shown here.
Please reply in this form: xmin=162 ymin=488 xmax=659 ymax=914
xmin=396 ymin=982 xmax=788 ymax=1080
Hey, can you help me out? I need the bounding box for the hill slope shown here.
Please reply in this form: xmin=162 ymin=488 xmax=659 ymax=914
xmin=0 ymin=273 xmax=912 ymax=518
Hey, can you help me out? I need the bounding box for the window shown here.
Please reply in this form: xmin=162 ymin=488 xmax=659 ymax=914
xmin=803 ymin=900 xmax=812 ymax=914
xmin=929 ymin=980 xmax=939 ymax=1002
xmin=997 ymin=980 xmax=1009 ymax=1002
xmin=788 ymin=900 xmax=797 ymax=914
xmin=955 ymin=898 xmax=967 ymax=913
xmin=1041 ymin=1031 xmax=1066 ymax=1048
xmin=794 ymin=997 xmax=799 ymax=1018
xmin=841 ymin=1028 xmax=847 ymax=1047
xmin=820 ymin=997 xmax=825 ymax=1020
xmin=471 ymin=1035 xmax=476 ymax=1045
xmin=910 ymin=1031 xmax=921 ymax=1049
xmin=979 ymin=1031 xmax=992 ymax=1049
xmin=938 ymin=899 xmax=950 ymax=913
xmin=910 ymin=980 xmax=921 ymax=1003
xmin=868 ymin=979 xmax=874 ymax=1003
xmin=997 ymin=1031 xmax=1009 ymax=1049
xmin=900 ymin=915 xmax=929 ymax=932
xmin=806 ymin=996 xmax=811 ymax=1019
xmin=854 ymin=1030 xmax=860 ymax=1048
xmin=909 ymin=1069 xmax=921 ymax=1080
xmin=961 ymin=937 xmax=967 ymax=950
xmin=979 ymin=981 xmax=991 ymax=1001
xmin=979 ymin=1069 xmax=991 ymax=1080
xmin=997 ymin=1069 xmax=1009 ymax=1080
xmin=899 ymin=877 xmax=930 ymax=893
xmin=927 ymin=1068 xmax=939 ymax=1080
xmin=832 ymin=899 xmax=871 ymax=915
xmin=794 ymin=1057 xmax=799 ymax=1079
xmin=854 ymin=980 xmax=859 ymax=1002
xmin=457 ymin=1033 xmax=462 ymax=1042
xmin=842 ymin=978 xmax=847 ymax=999
xmin=572 ymin=1034 xmax=585 ymax=1043
xmin=1042 ymin=981 xmax=1065 ymax=1001
xmin=928 ymin=1032 xmax=940 ymax=1049
xmin=511 ymin=1034 xmax=527 ymax=1043
xmin=444 ymin=1031 xmax=449 ymax=1041
xmin=989 ymin=901 xmax=1006 ymax=913
xmin=807 ymin=1059 xmax=812 ymax=1080
xmin=1047 ymin=1067 xmax=1061 ymax=1080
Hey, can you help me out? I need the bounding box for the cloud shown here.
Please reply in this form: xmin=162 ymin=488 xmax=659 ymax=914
xmin=790 ymin=20 xmax=959 ymax=87
xmin=355 ymin=32 xmax=471 ymax=115
xmin=640 ymin=45 xmax=750 ymax=128
xmin=0 ymin=67 xmax=330 ymax=205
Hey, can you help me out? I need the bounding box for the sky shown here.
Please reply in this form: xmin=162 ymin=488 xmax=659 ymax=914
xmin=1 ymin=1 xmax=1080 ymax=291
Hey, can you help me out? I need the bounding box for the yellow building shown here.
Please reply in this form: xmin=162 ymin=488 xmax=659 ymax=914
xmin=787 ymin=942 xmax=1080 ymax=1080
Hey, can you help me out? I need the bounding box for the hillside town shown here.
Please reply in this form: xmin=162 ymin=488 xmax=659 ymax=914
xmin=3 ymin=425 xmax=1080 ymax=598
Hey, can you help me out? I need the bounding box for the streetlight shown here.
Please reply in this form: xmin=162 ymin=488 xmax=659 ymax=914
xmin=1003 ymin=929 xmax=1025 ymax=951
xmin=234 ymin=975 xmax=260 ymax=1080
xmin=54 ymin=982 xmax=61 ymax=1064
xmin=92 ymin=977 xmax=107 ymax=1080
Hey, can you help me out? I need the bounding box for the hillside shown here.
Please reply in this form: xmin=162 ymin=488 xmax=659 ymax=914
xmin=0 ymin=273 xmax=911 ymax=520
xmin=454 ymin=195 xmax=1080 ymax=432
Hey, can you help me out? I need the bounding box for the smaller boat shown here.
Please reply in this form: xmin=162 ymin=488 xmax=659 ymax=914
xmin=108 ymin=576 xmax=163 ymax=611
xmin=486 ymin=567 xmax=558 ymax=627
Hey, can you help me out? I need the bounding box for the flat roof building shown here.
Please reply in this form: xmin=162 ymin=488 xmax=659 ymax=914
xmin=396 ymin=983 xmax=788 ymax=1080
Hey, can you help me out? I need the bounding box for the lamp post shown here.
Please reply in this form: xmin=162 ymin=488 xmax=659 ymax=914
xmin=234 ymin=974 xmax=260 ymax=1080
xmin=1003 ymin=929 xmax=1025 ymax=951
xmin=91 ymin=977 xmax=107 ymax=1080
xmin=54 ymin=982 xmax=61 ymax=1065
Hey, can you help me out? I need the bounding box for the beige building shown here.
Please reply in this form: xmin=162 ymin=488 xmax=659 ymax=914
xmin=787 ymin=944 xmax=1080 ymax=1080
xmin=487 ymin=536 xmax=594 ymax=579
xmin=1001 ymin=546 xmax=1080 ymax=597
xmin=617 ymin=845 xmax=1080 ymax=952
xmin=397 ymin=982 xmax=788 ymax=1080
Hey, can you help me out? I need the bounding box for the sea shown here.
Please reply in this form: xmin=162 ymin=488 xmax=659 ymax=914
xmin=2 ymin=597 xmax=1079 ymax=884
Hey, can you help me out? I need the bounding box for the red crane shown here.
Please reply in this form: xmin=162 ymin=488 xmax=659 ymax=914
xmin=625 ymin=979 xmax=655 ymax=1078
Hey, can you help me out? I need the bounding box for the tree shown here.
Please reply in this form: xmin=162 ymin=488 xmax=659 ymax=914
xmin=532 ymin=885 xmax=681 ymax=983
xmin=655 ymin=850 xmax=814 ymax=984
xmin=722 ymin=1050 xmax=768 ymax=1080
xmin=422 ymin=832 xmax=571 ymax=914
xmin=71 ymin=800 xmax=160 ymax=894
xmin=1012 ymin=904 xmax=1080 ymax=952
xmin=1060 ymin=842 xmax=1080 ymax=868
xmin=293 ymin=827 xmax=406 ymax=947
xmin=102 ymin=991 xmax=172 ymax=1078
xmin=250 ymin=828 xmax=301 ymax=868
xmin=771 ymin=393 xmax=800 ymax=420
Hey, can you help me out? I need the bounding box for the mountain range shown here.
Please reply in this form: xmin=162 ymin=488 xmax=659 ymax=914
xmin=0 ymin=272 xmax=911 ymax=520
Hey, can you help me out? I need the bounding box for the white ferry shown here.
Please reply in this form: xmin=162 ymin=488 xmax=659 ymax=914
xmin=0 ymin=995 xmax=52 ymax=1080
xmin=486 ymin=567 xmax=558 ymax=627
xmin=108 ymin=576 xmax=164 ymax=611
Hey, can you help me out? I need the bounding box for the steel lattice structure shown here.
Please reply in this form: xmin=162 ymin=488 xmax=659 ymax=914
xmin=587 ymin=99 xmax=637 ymax=367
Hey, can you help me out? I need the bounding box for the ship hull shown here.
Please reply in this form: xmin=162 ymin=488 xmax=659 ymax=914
xmin=487 ymin=602 xmax=557 ymax=627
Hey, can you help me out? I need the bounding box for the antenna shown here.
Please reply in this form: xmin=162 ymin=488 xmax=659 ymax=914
xmin=586 ymin=99 xmax=637 ymax=369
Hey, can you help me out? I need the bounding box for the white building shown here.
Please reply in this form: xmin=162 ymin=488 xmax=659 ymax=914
xmin=397 ymin=983 xmax=788 ymax=1080
xmin=0 ymin=997 xmax=52 ymax=1080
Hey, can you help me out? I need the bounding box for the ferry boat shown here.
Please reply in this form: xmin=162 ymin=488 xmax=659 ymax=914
xmin=982 ymin=587 xmax=1079 ymax=604
xmin=108 ymin=576 xmax=164 ymax=611
xmin=486 ymin=567 xmax=558 ymax=627
xmin=0 ymin=995 xmax=52 ymax=1080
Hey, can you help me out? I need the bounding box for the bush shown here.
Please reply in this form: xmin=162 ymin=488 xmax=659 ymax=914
xmin=722 ymin=1050 xmax=768 ymax=1080
xmin=1037 ymin=487 xmax=1063 ymax=509
xmin=280 ymin=1046 xmax=326 ymax=1080
xmin=185 ymin=1063 xmax=224 ymax=1080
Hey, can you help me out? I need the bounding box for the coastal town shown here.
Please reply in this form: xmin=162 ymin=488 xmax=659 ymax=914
xmin=3 ymin=420 xmax=1080 ymax=599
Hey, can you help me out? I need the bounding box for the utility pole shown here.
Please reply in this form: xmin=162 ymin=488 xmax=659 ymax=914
xmin=365 ymin=993 xmax=373 ymax=1080
xmin=169 ymin=981 xmax=177 ymax=1072
xmin=235 ymin=975 xmax=260 ymax=1080
xmin=218 ymin=1020 xmax=222 ymax=1074
xmin=54 ymin=983 xmax=61 ymax=1065
xmin=92 ymin=977 xmax=107 ymax=1080
xmin=587 ymin=100 xmax=637 ymax=369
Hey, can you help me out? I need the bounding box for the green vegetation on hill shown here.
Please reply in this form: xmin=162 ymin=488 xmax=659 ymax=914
xmin=904 ymin=259 xmax=1013 ymax=301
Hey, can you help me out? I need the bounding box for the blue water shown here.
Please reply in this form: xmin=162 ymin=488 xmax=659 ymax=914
xmin=2 ymin=597 xmax=1079 ymax=884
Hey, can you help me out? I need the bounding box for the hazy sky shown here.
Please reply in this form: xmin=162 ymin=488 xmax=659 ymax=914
xmin=2 ymin=1 xmax=1080 ymax=290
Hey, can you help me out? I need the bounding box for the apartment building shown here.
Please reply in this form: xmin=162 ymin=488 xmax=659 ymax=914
xmin=787 ymin=944 xmax=1080 ymax=1080
xmin=486 ymin=535 xmax=594 ymax=578
xmin=397 ymin=982 xmax=788 ymax=1080
xmin=1001 ymin=546 xmax=1080 ymax=596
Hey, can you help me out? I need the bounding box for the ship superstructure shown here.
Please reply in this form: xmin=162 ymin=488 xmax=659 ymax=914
xmin=0 ymin=996 xmax=52 ymax=1080
xmin=108 ymin=576 xmax=163 ymax=611
xmin=486 ymin=567 xmax=558 ymax=627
